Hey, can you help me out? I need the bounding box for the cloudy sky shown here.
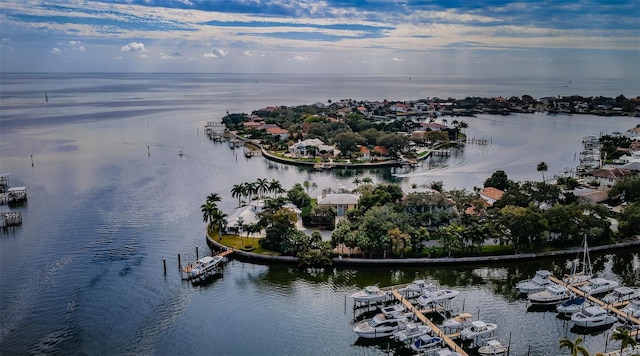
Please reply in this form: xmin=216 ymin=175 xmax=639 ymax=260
xmin=1 ymin=0 xmax=639 ymax=78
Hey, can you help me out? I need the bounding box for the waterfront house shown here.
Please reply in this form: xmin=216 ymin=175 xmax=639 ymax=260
xmin=587 ymin=167 xmax=632 ymax=190
xmin=288 ymin=138 xmax=335 ymax=157
xmin=266 ymin=127 xmax=290 ymax=141
xmin=420 ymin=122 xmax=448 ymax=131
xmin=480 ymin=187 xmax=505 ymax=206
xmin=316 ymin=191 xmax=359 ymax=216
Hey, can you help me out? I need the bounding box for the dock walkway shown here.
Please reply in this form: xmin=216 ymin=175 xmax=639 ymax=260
xmin=391 ymin=290 xmax=468 ymax=356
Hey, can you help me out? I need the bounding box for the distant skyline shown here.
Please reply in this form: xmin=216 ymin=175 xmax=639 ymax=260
xmin=1 ymin=1 xmax=639 ymax=85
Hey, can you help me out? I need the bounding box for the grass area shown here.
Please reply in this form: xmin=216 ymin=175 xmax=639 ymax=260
xmin=209 ymin=229 xmax=280 ymax=256
xmin=480 ymin=244 xmax=513 ymax=255
xmin=417 ymin=151 xmax=430 ymax=157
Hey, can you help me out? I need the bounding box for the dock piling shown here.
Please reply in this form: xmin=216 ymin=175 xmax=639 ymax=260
xmin=163 ymin=258 xmax=167 ymax=274
xmin=178 ymin=253 xmax=181 ymax=270
xmin=196 ymin=246 xmax=199 ymax=259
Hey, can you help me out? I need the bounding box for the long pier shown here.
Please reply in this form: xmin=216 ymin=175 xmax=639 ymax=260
xmin=391 ymin=290 xmax=469 ymax=356
xmin=549 ymin=276 xmax=640 ymax=330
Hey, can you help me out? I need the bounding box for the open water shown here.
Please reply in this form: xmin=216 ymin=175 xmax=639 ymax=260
xmin=1 ymin=73 xmax=639 ymax=355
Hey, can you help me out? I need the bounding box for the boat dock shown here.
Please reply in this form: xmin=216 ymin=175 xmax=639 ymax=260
xmin=1 ymin=211 xmax=22 ymax=228
xmin=391 ymin=290 xmax=469 ymax=356
xmin=549 ymin=275 xmax=640 ymax=330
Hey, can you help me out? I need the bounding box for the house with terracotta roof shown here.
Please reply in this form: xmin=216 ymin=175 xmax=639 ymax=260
xmin=358 ymin=146 xmax=371 ymax=160
xmin=266 ymin=127 xmax=290 ymax=141
xmin=587 ymin=167 xmax=632 ymax=190
xmin=480 ymin=187 xmax=505 ymax=205
xmin=420 ymin=122 xmax=448 ymax=131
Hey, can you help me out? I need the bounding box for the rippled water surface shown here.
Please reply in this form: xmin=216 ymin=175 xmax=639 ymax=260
xmin=1 ymin=73 xmax=639 ymax=355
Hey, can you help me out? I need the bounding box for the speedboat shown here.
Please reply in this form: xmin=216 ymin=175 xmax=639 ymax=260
xmin=478 ymin=339 xmax=509 ymax=356
xmin=571 ymin=305 xmax=617 ymax=328
xmin=460 ymin=320 xmax=498 ymax=340
xmin=602 ymin=287 xmax=640 ymax=304
xmin=353 ymin=305 xmax=412 ymax=339
xmin=350 ymin=285 xmax=391 ymax=303
xmin=557 ymin=296 xmax=590 ymax=316
xmin=528 ymin=285 xmax=571 ymax=305
xmin=516 ymin=269 xmax=554 ymax=294
xmin=404 ymin=279 xmax=437 ymax=294
xmin=579 ymin=278 xmax=619 ymax=296
xmin=441 ymin=312 xmax=474 ymax=332
xmin=188 ymin=255 xmax=224 ymax=282
xmin=410 ymin=335 xmax=443 ymax=352
xmin=619 ymin=298 xmax=640 ymax=319
xmin=416 ymin=288 xmax=460 ymax=306
xmin=393 ymin=322 xmax=431 ymax=342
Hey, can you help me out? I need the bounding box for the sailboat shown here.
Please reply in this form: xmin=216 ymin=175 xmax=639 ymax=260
xmin=563 ymin=235 xmax=593 ymax=285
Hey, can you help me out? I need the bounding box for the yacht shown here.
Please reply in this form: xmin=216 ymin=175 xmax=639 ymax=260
xmin=579 ymin=278 xmax=620 ymax=296
xmin=571 ymin=305 xmax=617 ymax=328
xmin=478 ymin=339 xmax=509 ymax=356
xmin=416 ymin=288 xmax=460 ymax=307
xmin=516 ymin=269 xmax=554 ymax=294
xmin=441 ymin=312 xmax=474 ymax=332
xmin=460 ymin=320 xmax=498 ymax=340
xmin=410 ymin=335 xmax=444 ymax=352
xmin=619 ymin=298 xmax=640 ymax=319
xmin=404 ymin=279 xmax=437 ymax=294
xmin=528 ymin=285 xmax=571 ymax=305
xmin=563 ymin=235 xmax=594 ymax=285
xmin=557 ymin=296 xmax=590 ymax=316
xmin=602 ymin=287 xmax=640 ymax=304
xmin=352 ymin=305 xmax=412 ymax=339
xmin=350 ymin=285 xmax=391 ymax=303
xmin=393 ymin=322 xmax=431 ymax=342
xmin=187 ymin=255 xmax=224 ymax=283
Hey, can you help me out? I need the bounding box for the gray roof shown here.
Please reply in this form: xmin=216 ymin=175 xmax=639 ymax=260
xmin=317 ymin=193 xmax=359 ymax=205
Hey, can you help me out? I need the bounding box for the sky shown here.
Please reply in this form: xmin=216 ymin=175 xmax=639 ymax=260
xmin=1 ymin=0 xmax=639 ymax=79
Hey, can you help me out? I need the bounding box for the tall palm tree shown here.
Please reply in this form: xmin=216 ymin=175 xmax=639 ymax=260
xmin=537 ymin=161 xmax=548 ymax=182
xmin=200 ymin=201 xmax=217 ymax=232
xmin=255 ymin=178 xmax=269 ymax=199
xmin=243 ymin=181 xmax=257 ymax=203
xmin=206 ymin=192 xmax=222 ymax=204
xmin=210 ymin=208 xmax=228 ymax=240
xmin=268 ymin=179 xmax=283 ymax=198
xmin=362 ymin=176 xmax=373 ymax=185
xmin=458 ymin=121 xmax=469 ymax=134
xmin=611 ymin=326 xmax=638 ymax=353
xmin=559 ymin=336 xmax=590 ymax=356
xmin=352 ymin=177 xmax=361 ymax=187
xmin=303 ymin=180 xmax=311 ymax=195
xmin=231 ymin=184 xmax=245 ymax=207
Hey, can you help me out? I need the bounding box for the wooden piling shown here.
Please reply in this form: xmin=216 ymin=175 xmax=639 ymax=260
xmin=196 ymin=246 xmax=199 ymax=259
xmin=177 ymin=253 xmax=181 ymax=270
xmin=163 ymin=258 xmax=167 ymax=274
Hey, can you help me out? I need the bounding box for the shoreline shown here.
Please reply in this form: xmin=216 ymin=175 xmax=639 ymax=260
xmin=206 ymin=233 xmax=640 ymax=267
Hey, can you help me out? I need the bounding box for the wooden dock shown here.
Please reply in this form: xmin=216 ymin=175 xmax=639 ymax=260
xmin=216 ymin=248 xmax=234 ymax=257
xmin=549 ymin=276 xmax=640 ymax=327
xmin=391 ymin=290 xmax=469 ymax=356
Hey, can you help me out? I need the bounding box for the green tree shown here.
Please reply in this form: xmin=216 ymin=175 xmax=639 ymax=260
xmin=484 ymin=170 xmax=510 ymax=191
xmin=611 ymin=326 xmax=638 ymax=353
xmin=536 ymin=161 xmax=548 ymax=182
xmin=287 ymin=183 xmax=311 ymax=208
xmin=358 ymin=205 xmax=399 ymax=258
xmin=610 ymin=175 xmax=640 ymax=203
xmin=333 ymin=131 xmax=359 ymax=156
xmin=231 ymin=184 xmax=245 ymax=207
xmin=255 ymin=178 xmax=269 ymax=198
xmin=618 ymin=202 xmax=640 ymax=238
xmin=206 ymin=192 xmax=222 ymax=205
xmin=210 ymin=208 xmax=228 ymax=240
xmin=559 ymin=336 xmax=590 ymax=356
xmin=388 ymin=227 xmax=412 ymax=257
xmin=200 ymin=201 xmax=217 ymax=232
xmin=268 ymin=179 xmax=285 ymax=198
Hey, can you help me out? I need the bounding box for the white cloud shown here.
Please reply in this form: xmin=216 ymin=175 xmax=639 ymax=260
xmin=121 ymin=42 xmax=147 ymax=52
xmin=204 ymin=47 xmax=227 ymax=58
xmin=50 ymin=47 xmax=61 ymax=55
xmin=392 ymin=57 xmax=404 ymax=62
xmin=69 ymin=40 xmax=85 ymax=51
xmin=161 ymin=51 xmax=183 ymax=59
xmin=291 ymin=55 xmax=310 ymax=62
xmin=140 ymin=54 xmax=148 ymax=58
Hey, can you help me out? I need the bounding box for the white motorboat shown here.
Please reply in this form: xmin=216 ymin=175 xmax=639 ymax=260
xmin=187 ymin=255 xmax=224 ymax=282
xmin=619 ymin=298 xmax=640 ymax=319
xmin=578 ymin=277 xmax=620 ymax=296
xmin=602 ymin=287 xmax=640 ymax=304
xmin=528 ymin=285 xmax=571 ymax=305
xmin=350 ymin=285 xmax=391 ymax=303
xmin=410 ymin=335 xmax=443 ymax=352
xmin=441 ymin=312 xmax=474 ymax=332
xmin=571 ymin=305 xmax=617 ymax=328
xmin=404 ymin=279 xmax=437 ymax=294
xmin=393 ymin=322 xmax=431 ymax=342
xmin=460 ymin=320 xmax=498 ymax=340
xmin=353 ymin=305 xmax=412 ymax=339
xmin=478 ymin=339 xmax=509 ymax=356
xmin=416 ymin=288 xmax=460 ymax=306
xmin=557 ymin=296 xmax=590 ymax=315
xmin=516 ymin=269 xmax=553 ymax=294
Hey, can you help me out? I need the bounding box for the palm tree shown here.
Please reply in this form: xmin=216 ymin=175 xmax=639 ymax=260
xmin=200 ymin=201 xmax=217 ymax=232
xmin=537 ymin=161 xmax=548 ymax=182
xmin=255 ymin=178 xmax=269 ymax=199
xmin=611 ymin=326 xmax=638 ymax=353
xmin=206 ymin=192 xmax=222 ymax=205
xmin=243 ymin=181 xmax=257 ymax=202
xmin=210 ymin=208 xmax=228 ymax=240
xmin=559 ymin=336 xmax=590 ymax=356
xmin=458 ymin=121 xmax=469 ymax=134
xmin=352 ymin=177 xmax=361 ymax=187
xmin=268 ymin=179 xmax=283 ymax=198
xmin=231 ymin=184 xmax=245 ymax=207
xmin=303 ymin=180 xmax=311 ymax=195
xmin=310 ymin=182 xmax=318 ymax=195
xmin=362 ymin=176 xmax=373 ymax=185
